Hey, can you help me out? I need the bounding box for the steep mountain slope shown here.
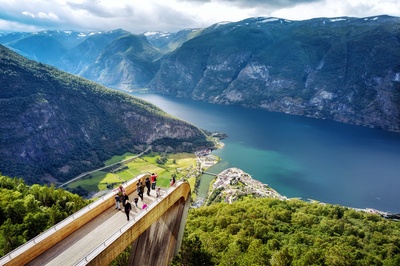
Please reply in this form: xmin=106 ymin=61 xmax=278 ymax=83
xmin=0 ymin=45 xmax=213 ymax=185
xmin=56 ymin=29 xmax=130 ymax=75
xmin=1 ymin=16 xmax=399 ymax=131
xmin=150 ymin=16 xmax=400 ymax=131
xmin=0 ymin=29 xmax=133 ymax=78
xmin=79 ymin=34 xmax=162 ymax=90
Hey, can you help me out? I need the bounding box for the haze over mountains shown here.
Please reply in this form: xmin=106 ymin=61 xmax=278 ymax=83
xmin=1 ymin=15 xmax=399 ymax=132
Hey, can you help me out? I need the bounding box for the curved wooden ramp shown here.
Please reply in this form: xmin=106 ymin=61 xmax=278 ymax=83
xmin=0 ymin=175 xmax=191 ymax=266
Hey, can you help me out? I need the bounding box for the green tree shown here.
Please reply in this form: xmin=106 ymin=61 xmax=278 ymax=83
xmin=172 ymin=236 xmax=213 ymax=266
xmin=0 ymin=175 xmax=89 ymax=256
xmin=270 ymin=247 xmax=292 ymax=266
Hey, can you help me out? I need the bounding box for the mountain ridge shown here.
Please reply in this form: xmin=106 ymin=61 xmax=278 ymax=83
xmin=0 ymin=45 xmax=213 ymax=184
xmin=150 ymin=15 xmax=400 ymax=131
xmin=1 ymin=15 xmax=399 ymax=131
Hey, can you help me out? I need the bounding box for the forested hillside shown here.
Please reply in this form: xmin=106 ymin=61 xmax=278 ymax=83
xmin=0 ymin=45 xmax=214 ymax=184
xmin=2 ymin=172 xmax=400 ymax=265
xmin=174 ymin=197 xmax=400 ymax=265
xmin=0 ymin=174 xmax=89 ymax=257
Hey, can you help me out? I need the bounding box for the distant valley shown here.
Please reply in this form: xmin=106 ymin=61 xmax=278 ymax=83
xmin=1 ymin=15 xmax=399 ymax=132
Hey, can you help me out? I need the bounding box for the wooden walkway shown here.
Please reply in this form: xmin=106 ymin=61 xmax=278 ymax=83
xmin=26 ymin=190 xmax=159 ymax=266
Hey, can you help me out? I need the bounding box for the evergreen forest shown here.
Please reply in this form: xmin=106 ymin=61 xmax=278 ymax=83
xmin=0 ymin=174 xmax=89 ymax=256
xmin=173 ymin=197 xmax=400 ymax=266
xmin=2 ymin=172 xmax=400 ymax=265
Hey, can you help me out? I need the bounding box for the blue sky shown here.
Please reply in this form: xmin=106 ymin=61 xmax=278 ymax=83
xmin=0 ymin=0 xmax=399 ymax=33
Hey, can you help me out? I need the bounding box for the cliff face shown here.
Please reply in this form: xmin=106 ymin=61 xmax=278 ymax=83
xmin=149 ymin=16 xmax=400 ymax=131
xmin=0 ymin=45 xmax=213 ymax=184
xmin=1 ymin=16 xmax=399 ymax=131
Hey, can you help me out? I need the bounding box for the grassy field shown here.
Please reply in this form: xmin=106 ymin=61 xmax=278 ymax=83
xmin=67 ymin=152 xmax=199 ymax=197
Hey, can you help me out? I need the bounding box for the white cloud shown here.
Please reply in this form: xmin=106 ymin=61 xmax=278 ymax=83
xmin=22 ymin=11 xmax=59 ymax=20
xmin=0 ymin=0 xmax=399 ymax=33
xmin=22 ymin=11 xmax=35 ymax=18
xmin=271 ymin=0 xmax=400 ymax=20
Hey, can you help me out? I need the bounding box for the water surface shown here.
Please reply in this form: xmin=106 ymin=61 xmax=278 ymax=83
xmin=132 ymin=93 xmax=400 ymax=213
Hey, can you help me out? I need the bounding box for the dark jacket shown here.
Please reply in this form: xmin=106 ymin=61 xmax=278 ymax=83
xmin=124 ymin=201 xmax=132 ymax=212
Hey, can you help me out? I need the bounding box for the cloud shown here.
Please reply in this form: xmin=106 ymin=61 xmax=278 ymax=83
xmin=66 ymin=1 xmax=133 ymax=19
xmin=179 ymin=0 xmax=321 ymax=9
xmin=271 ymin=0 xmax=400 ymax=20
xmin=0 ymin=0 xmax=399 ymax=33
xmin=22 ymin=11 xmax=59 ymax=20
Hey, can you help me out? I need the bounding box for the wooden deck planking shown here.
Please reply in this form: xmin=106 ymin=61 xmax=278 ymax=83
xmin=27 ymin=191 xmax=157 ymax=266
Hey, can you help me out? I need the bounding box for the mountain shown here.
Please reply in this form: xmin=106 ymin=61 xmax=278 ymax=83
xmin=79 ymin=34 xmax=162 ymax=90
xmin=56 ymin=29 xmax=131 ymax=75
xmin=1 ymin=15 xmax=400 ymax=131
xmin=149 ymin=15 xmax=400 ymax=131
xmin=0 ymin=30 xmax=88 ymax=66
xmin=0 ymin=45 xmax=213 ymax=185
xmin=0 ymin=29 xmax=132 ymax=76
xmin=143 ymin=28 xmax=202 ymax=53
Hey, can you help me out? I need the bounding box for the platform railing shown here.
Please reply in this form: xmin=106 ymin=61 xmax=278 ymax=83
xmin=74 ymin=185 xmax=174 ymax=266
xmin=0 ymin=173 xmax=150 ymax=265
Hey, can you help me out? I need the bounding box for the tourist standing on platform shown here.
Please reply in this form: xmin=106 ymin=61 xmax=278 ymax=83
xmin=156 ymin=187 xmax=161 ymax=198
xmin=124 ymin=200 xmax=132 ymax=221
xmin=114 ymin=193 xmax=121 ymax=210
xmin=150 ymin=173 xmax=158 ymax=190
xmin=138 ymin=181 xmax=145 ymax=201
xmin=114 ymin=184 xmax=126 ymax=210
xmin=170 ymin=175 xmax=176 ymax=187
xmin=145 ymin=177 xmax=151 ymax=196
xmin=136 ymin=180 xmax=141 ymax=193
xmin=122 ymin=192 xmax=129 ymax=208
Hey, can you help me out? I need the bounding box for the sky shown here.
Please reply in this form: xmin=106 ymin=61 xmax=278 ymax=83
xmin=0 ymin=0 xmax=399 ymax=34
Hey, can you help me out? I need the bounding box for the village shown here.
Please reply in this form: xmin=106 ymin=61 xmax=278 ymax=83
xmin=194 ymin=149 xmax=398 ymax=220
xmin=194 ymin=147 xmax=287 ymax=205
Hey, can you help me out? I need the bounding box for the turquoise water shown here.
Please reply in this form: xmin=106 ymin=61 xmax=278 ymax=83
xmin=132 ymin=93 xmax=400 ymax=213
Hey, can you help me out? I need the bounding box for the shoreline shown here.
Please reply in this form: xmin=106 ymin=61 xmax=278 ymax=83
xmin=196 ymin=151 xmax=395 ymax=217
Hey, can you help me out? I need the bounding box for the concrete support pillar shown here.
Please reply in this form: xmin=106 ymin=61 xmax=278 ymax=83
xmin=129 ymin=198 xmax=188 ymax=266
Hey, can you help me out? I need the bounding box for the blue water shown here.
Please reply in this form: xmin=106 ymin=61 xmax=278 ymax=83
xmin=132 ymin=93 xmax=400 ymax=213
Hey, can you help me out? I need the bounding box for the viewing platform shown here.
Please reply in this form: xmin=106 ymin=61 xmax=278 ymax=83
xmin=0 ymin=173 xmax=191 ymax=266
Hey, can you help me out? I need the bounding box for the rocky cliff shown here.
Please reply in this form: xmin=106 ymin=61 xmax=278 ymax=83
xmin=0 ymin=45 xmax=213 ymax=184
xmin=150 ymin=16 xmax=400 ymax=131
xmin=2 ymin=16 xmax=399 ymax=131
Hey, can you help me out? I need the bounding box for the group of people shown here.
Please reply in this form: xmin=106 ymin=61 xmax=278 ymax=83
xmin=114 ymin=173 xmax=159 ymax=221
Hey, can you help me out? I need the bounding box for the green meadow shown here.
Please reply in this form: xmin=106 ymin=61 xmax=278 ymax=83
xmin=67 ymin=152 xmax=199 ymax=197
